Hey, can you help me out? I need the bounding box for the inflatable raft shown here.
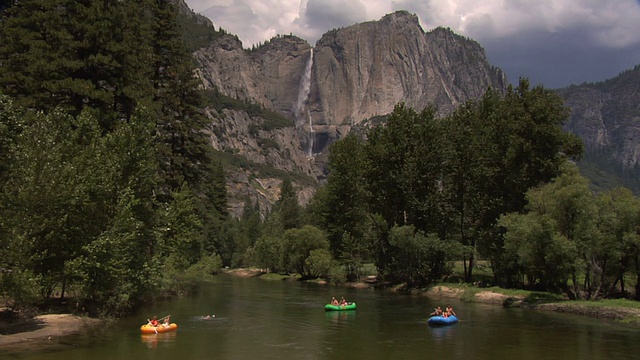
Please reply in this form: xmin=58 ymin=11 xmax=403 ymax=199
xmin=428 ymin=315 xmax=458 ymax=326
xmin=140 ymin=323 xmax=178 ymax=334
xmin=325 ymin=302 xmax=357 ymax=311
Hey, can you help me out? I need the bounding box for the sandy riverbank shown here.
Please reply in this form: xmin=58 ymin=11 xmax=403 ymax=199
xmin=425 ymin=285 xmax=640 ymax=324
xmin=0 ymin=314 xmax=101 ymax=349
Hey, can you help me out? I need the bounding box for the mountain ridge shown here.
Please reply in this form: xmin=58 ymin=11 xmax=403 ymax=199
xmin=176 ymin=0 xmax=640 ymax=215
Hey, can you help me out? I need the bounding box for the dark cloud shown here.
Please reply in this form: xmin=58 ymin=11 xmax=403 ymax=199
xmin=482 ymin=28 xmax=640 ymax=88
xmin=185 ymin=0 xmax=640 ymax=87
xmin=303 ymin=0 xmax=367 ymax=32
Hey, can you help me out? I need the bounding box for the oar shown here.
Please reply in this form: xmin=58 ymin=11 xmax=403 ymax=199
xmin=147 ymin=319 xmax=158 ymax=334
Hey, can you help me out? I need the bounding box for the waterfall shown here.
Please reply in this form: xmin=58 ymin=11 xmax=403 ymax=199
xmin=294 ymin=49 xmax=314 ymax=156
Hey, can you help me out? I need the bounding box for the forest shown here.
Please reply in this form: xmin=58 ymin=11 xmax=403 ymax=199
xmin=2 ymin=0 xmax=640 ymax=319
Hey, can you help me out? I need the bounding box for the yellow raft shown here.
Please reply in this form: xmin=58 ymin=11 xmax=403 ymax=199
xmin=140 ymin=323 xmax=178 ymax=334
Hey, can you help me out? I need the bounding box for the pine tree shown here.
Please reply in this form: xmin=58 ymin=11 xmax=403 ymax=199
xmin=276 ymin=178 xmax=301 ymax=230
xmin=0 ymin=1 xmax=155 ymax=127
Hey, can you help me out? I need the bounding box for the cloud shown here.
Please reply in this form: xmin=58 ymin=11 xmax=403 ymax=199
xmin=185 ymin=0 xmax=640 ymax=87
xmin=198 ymin=0 xmax=302 ymax=47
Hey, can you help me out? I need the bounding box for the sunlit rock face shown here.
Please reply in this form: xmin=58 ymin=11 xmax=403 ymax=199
xmin=190 ymin=8 xmax=508 ymax=216
xmin=195 ymin=10 xmax=507 ymax=156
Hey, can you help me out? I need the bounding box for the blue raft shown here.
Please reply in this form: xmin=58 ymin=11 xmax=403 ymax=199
xmin=428 ymin=315 xmax=458 ymax=326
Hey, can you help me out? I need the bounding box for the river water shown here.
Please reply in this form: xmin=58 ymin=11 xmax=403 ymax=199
xmin=3 ymin=274 xmax=640 ymax=359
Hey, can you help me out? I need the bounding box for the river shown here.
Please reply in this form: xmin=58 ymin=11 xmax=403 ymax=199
xmin=3 ymin=274 xmax=640 ymax=359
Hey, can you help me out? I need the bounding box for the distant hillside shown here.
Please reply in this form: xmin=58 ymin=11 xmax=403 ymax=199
xmin=557 ymin=65 xmax=640 ymax=194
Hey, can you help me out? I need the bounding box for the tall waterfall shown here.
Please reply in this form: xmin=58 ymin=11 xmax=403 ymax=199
xmin=294 ymin=49 xmax=314 ymax=157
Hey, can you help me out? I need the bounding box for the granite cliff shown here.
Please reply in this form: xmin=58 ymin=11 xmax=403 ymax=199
xmin=559 ymin=65 xmax=640 ymax=168
xmin=187 ymin=9 xmax=508 ymax=216
xmin=194 ymin=11 xmax=506 ymax=158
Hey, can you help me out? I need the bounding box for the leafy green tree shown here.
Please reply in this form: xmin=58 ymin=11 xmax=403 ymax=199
xmin=0 ymin=269 xmax=40 ymax=313
xmin=249 ymin=235 xmax=285 ymax=273
xmin=500 ymin=212 xmax=578 ymax=293
xmin=281 ymin=225 xmax=331 ymax=278
xmin=499 ymin=163 xmax=592 ymax=296
xmin=71 ymin=188 xmax=152 ymax=316
xmin=592 ymin=188 xmax=640 ymax=299
xmin=318 ymin=134 xmax=368 ymax=254
xmin=363 ymin=104 xmax=441 ymax=228
xmin=3 ymin=109 xmax=103 ymax=300
xmin=385 ymin=225 xmax=459 ymax=287
xmin=0 ymin=95 xmax=23 ymax=268
xmin=460 ymin=80 xmax=584 ymax=282
xmin=0 ymin=0 xmax=228 ymax=315
xmin=439 ymin=99 xmax=499 ymax=282
xmin=158 ymin=184 xmax=204 ymax=271
xmin=305 ymin=249 xmax=335 ymax=279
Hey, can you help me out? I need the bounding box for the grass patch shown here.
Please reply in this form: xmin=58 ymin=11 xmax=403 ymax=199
xmin=569 ymin=298 xmax=640 ymax=309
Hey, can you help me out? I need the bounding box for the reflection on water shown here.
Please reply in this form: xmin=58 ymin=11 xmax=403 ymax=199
xmin=324 ymin=310 xmax=356 ymax=321
xmin=140 ymin=331 xmax=177 ymax=349
xmin=428 ymin=323 xmax=457 ymax=341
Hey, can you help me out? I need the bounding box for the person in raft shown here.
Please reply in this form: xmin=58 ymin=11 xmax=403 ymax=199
xmin=446 ymin=306 xmax=456 ymax=317
xmin=429 ymin=306 xmax=443 ymax=317
xmin=331 ymin=297 xmax=339 ymax=306
xmin=162 ymin=315 xmax=171 ymax=327
xmin=340 ymin=297 xmax=348 ymax=306
xmin=148 ymin=315 xmax=159 ymax=327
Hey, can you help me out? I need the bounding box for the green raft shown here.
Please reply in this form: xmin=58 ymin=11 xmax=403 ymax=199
xmin=325 ymin=302 xmax=357 ymax=311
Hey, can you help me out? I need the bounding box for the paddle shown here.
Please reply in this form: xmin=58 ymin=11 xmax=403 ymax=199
xmin=147 ymin=319 xmax=158 ymax=334
xmin=159 ymin=315 xmax=171 ymax=329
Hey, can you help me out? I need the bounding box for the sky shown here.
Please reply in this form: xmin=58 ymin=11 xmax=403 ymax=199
xmin=184 ymin=0 xmax=640 ymax=89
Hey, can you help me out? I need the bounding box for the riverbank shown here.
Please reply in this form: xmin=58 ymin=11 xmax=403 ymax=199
xmin=224 ymin=268 xmax=640 ymax=325
xmin=0 ymin=313 xmax=102 ymax=349
xmin=423 ymin=284 xmax=640 ymax=325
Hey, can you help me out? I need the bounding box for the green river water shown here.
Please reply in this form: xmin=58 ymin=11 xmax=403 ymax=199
xmin=2 ymin=274 xmax=640 ymax=359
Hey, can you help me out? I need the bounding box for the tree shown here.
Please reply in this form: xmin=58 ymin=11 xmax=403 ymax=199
xmin=464 ymin=80 xmax=584 ymax=282
xmin=281 ymin=225 xmax=331 ymax=278
xmin=439 ymin=98 xmax=499 ymax=282
xmin=385 ymin=225 xmax=459 ymax=287
xmin=592 ymin=188 xmax=640 ymax=299
xmin=0 ymin=0 xmax=155 ymax=126
xmin=320 ymin=134 xmax=368 ymax=254
xmin=275 ymin=178 xmax=301 ymax=230
xmin=249 ymin=236 xmax=284 ymax=273
xmin=498 ymin=163 xmax=592 ymax=296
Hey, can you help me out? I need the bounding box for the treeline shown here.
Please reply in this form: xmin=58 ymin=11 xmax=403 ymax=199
xmin=305 ymin=79 xmax=585 ymax=289
xmin=0 ymin=0 xmax=231 ymax=316
xmin=240 ymin=80 xmax=640 ymax=300
xmin=1 ymin=0 xmax=637 ymax=318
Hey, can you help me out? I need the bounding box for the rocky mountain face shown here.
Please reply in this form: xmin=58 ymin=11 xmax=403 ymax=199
xmin=188 ymin=8 xmax=508 ymax=216
xmin=558 ymin=66 xmax=640 ymax=169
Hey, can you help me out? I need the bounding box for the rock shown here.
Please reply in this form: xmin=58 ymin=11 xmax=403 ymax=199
xmin=190 ymin=10 xmax=508 ymax=217
xmin=559 ymin=66 xmax=640 ymax=169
